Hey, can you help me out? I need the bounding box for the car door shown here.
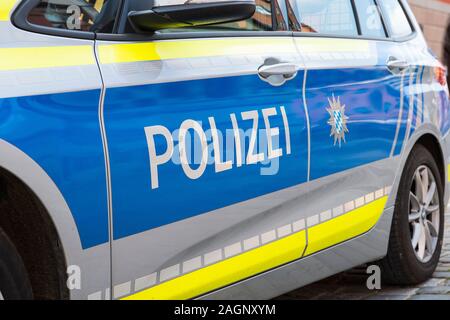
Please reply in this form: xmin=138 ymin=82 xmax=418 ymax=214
xmin=96 ymin=0 xmax=311 ymax=300
xmin=287 ymin=0 xmax=409 ymax=257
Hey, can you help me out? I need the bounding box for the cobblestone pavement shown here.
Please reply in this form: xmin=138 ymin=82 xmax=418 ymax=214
xmin=279 ymin=210 xmax=450 ymax=300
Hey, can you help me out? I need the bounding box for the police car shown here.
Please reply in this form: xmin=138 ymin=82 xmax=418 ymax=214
xmin=0 ymin=0 xmax=449 ymax=300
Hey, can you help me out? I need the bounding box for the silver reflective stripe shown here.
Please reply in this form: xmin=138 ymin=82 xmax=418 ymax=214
xmin=0 ymin=290 xmax=4 ymax=300
xmin=302 ymin=69 xmax=311 ymax=181
xmin=402 ymin=66 xmax=419 ymax=155
xmin=390 ymin=70 xmax=406 ymax=157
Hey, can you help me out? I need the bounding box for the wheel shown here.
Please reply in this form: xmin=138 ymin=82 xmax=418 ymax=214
xmin=379 ymin=144 xmax=444 ymax=285
xmin=0 ymin=227 xmax=33 ymax=299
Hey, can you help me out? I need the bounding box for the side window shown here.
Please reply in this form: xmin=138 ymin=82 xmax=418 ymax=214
xmin=273 ymin=0 xmax=288 ymax=31
xmin=285 ymin=0 xmax=301 ymax=31
xmin=158 ymin=0 xmax=287 ymax=33
xmin=378 ymin=0 xmax=413 ymax=38
xmin=354 ymin=0 xmax=386 ymax=38
xmin=27 ymin=0 xmax=120 ymax=33
xmin=287 ymin=0 xmax=358 ymax=36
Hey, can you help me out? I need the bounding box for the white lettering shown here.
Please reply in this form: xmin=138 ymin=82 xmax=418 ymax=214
xmin=179 ymin=120 xmax=208 ymax=180
xmin=262 ymin=107 xmax=283 ymax=159
xmin=230 ymin=113 xmax=243 ymax=168
xmin=145 ymin=106 xmax=293 ymax=188
xmin=144 ymin=125 xmax=174 ymax=189
xmin=209 ymin=117 xmax=232 ymax=173
xmin=241 ymin=110 xmax=264 ymax=165
xmin=280 ymin=106 xmax=291 ymax=155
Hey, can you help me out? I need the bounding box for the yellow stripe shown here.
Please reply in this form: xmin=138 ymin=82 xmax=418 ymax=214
xmin=123 ymin=230 xmax=307 ymax=300
xmin=447 ymin=164 xmax=450 ymax=182
xmin=295 ymin=38 xmax=370 ymax=53
xmin=99 ymin=38 xmax=297 ymax=64
xmin=0 ymin=46 xmax=96 ymax=71
xmin=123 ymin=196 xmax=387 ymax=300
xmin=0 ymin=37 xmax=369 ymax=71
xmin=0 ymin=0 xmax=17 ymax=21
xmin=305 ymin=196 xmax=388 ymax=256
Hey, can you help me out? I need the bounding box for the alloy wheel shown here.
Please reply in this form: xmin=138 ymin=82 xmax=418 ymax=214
xmin=408 ymin=165 xmax=440 ymax=263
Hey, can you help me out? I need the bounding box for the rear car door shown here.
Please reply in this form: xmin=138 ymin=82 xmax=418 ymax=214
xmin=96 ymin=0 xmax=310 ymax=299
xmin=287 ymin=0 xmax=407 ymax=257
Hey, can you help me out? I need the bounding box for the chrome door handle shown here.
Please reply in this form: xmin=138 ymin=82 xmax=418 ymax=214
xmin=258 ymin=58 xmax=299 ymax=86
xmin=259 ymin=62 xmax=299 ymax=77
xmin=387 ymin=56 xmax=409 ymax=74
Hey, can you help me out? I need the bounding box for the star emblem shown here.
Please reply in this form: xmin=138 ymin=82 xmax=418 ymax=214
xmin=327 ymin=95 xmax=349 ymax=147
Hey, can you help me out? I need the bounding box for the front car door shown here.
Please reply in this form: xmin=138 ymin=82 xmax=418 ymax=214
xmin=96 ymin=0 xmax=311 ymax=300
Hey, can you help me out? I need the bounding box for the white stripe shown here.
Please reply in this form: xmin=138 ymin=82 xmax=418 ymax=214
xmin=114 ymin=282 xmax=131 ymax=299
xmin=355 ymin=196 xmax=365 ymax=208
xmin=134 ymin=273 xmax=157 ymax=292
xmin=292 ymin=219 xmax=306 ymax=232
xmin=307 ymin=214 xmax=320 ymax=227
xmin=87 ymin=291 xmax=102 ymax=300
xmin=243 ymin=236 xmax=260 ymax=251
xmin=204 ymin=249 xmax=223 ymax=265
xmin=365 ymin=192 xmax=375 ymax=203
xmin=320 ymin=210 xmax=332 ymax=222
xmin=261 ymin=230 xmax=277 ymax=244
xmin=344 ymin=200 xmax=355 ymax=212
xmin=159 ymin=264 xmax=180 ymax=282
xmin=182 ymin=257 xmax=202 ymax=273
xmin=332 ymin=205 xmax=344 ymax=217
xmin=104 ymin=288 xmax=110 ymax=300
xmin=277 ymin=224 xmax=292 ymax=238
xmin=384 ymin=186 xmax=392 ymax=196
xmin=375 ymin=188 xmax=384 ymax=199
xmin=224 ymin=242 xmax=242 ymax=258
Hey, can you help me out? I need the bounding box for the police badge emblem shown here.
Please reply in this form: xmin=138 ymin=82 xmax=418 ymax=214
xmin=327 ymin=95 xmax=349 ymax=147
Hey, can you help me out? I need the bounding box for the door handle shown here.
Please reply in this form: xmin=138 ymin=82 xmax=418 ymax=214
xmin=258 ymin=58 xmax=299 ymax=86
xmin=387 ymin=56 xmax=409 ymax=74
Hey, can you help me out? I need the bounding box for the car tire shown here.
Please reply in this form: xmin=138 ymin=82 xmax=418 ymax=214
xmin=379 ymin=144 xmax=445 ymax=285
xmin=0 ymin=227 xmax=33 ymax=300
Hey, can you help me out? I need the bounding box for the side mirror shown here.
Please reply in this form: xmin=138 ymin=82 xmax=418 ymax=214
xmin=128 ymin=0 xmax=256 ymax=32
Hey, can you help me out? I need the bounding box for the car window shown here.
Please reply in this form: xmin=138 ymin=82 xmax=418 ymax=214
xmin=27 ymin=0 xmax=120 ymax=33
xmin=285 ymin=0 xmax=301 ymax=31
xmin=287 ymin=0 xmax=358 ymax=36
xmin=354 ymin=0 xmax=386 ymax=38
xmin=378 ymin=0 xmax=413 ymax=38
xmin=157 ymin=0 xmax=287 ymax=33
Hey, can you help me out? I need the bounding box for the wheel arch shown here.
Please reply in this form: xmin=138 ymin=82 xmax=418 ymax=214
xmin=0 ymin=139 xmax=84 ymax=299
xmin=382 ymin=127 xmax=447 ymax=242
xmin=414 ymin=133 xmax=446 ymax=189
xmin=395 ymin=126 xmax=447 ymax=198
xmin=0 ymin=167 xmax=69 ymax=299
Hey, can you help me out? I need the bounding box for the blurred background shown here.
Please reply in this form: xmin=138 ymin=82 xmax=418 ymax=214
xmin=409 ymin=0 xmax=450 ymax=63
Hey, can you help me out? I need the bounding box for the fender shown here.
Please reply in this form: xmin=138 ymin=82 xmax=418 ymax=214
xmin=389 ymin=124 xmax=449 ymax=210
xmin=0 ymin=139 xmax=110 ymax=299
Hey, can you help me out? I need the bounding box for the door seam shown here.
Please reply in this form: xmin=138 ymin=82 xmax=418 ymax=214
xmin=93 ymin=42 xmax=114 ymax=300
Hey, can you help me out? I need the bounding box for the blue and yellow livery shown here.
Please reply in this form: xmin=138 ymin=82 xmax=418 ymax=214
xmin=0 ymin=0 xmax=449 ymax=300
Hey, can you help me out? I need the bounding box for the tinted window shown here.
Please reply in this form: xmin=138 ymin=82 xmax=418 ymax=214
xmin=288 ymin=0 xmax=358 ymax=36
xmin=285 ymin=0 xmax=301 ymax=31
xmin=221 ymin=0 xmax=274 ymax=31
xmin=378 ymin=0 xmax=412 ymax=38
xmin=27 ymin=0 xmax=119 ymax=33
xmin=354 ymin=0 xmax=386 ymax=38
xmin=158 ymin=0 xmax=287 ymax=33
